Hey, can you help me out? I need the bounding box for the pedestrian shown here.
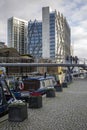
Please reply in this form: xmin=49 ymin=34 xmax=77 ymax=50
xmin=70 ymin=55 xmax=73 ymax=64
xmin=66 ymin=55 xmax=69 ymax=63
xmin=15 ymin=77 xmax=20 ymax=91
xmin=72 ymin=56 xmax=75 ymax=64
xmin=44 ymin=72 xmax=47 ymax=78
xmin=75 ymin=56 xmax=78 ymax=64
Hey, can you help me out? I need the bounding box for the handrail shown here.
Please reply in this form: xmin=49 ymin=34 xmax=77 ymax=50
xmin=0 ymin=63 xmax=86 ymax=67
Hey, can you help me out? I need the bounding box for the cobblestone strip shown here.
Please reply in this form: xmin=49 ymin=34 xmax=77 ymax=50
xmin=0 ymin=79 xmax=87 ymax=130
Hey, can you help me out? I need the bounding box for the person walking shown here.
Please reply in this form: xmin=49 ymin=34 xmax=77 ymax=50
xmin=15 ymin=77 xmax=20 ymax=91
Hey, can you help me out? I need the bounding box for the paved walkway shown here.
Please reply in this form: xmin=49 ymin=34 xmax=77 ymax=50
xmin=0 ymin=78 xmax=87 ymax=130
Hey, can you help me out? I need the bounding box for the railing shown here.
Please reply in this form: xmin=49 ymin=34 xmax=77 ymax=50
xmin=0 ymin=57 xmax=32 ymax=63
xmin=0 ymin=57 xmax=87 ymax=67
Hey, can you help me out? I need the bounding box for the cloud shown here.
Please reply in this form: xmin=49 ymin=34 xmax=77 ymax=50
xmin=64 ymin=0 xmax=87 ymax=59
xmin=0 ymin=21 xmax=7 ymax=42
xmin=71 ymin=26 xmax=87 ymax=40
xmin=74 ymin=44 xmax=87 ymax=56
xmin=71 ymin=23 xmax=87 ymax=58
xmin=73 ymin=33 xmax=87 ymax=58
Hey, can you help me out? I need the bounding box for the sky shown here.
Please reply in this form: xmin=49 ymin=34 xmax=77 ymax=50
xmin=0 ymin=0 xmax=87 ymax=59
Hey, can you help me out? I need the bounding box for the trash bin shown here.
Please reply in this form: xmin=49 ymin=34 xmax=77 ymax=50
xmin=29 ymin=96 xmax=42 ymax=108
xmin=46 ymin=88 xmax=56 ymax=97
xmin=8 ymin=102 xmax=28 ymax=122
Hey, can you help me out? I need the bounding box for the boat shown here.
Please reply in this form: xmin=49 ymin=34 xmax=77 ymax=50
xmin=22 ymin=76 xmax=57 ymax=95
xmin=0 ymin=78 xmax=15 ymax=117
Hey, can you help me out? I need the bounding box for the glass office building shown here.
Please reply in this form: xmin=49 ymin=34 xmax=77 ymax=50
xmin=28 ymin=20 xmax=42 ymax=58
xmin=49 ymin=12 xmax=56 ymax=58
xmin=42 ymin=7 xmax=71 ymax=62
xmin=28 ymin=7 xmax=71 ymax=62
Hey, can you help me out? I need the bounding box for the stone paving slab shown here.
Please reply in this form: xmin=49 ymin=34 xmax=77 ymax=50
xmin=0 ymin=79 xmax=87 ymax=130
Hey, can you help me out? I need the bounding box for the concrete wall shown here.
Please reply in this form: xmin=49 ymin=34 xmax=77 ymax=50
xmin=42 ymin=7 xmax=50 ymax=58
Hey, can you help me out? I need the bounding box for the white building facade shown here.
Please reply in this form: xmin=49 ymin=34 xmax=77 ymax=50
xmin=42 ymin=7 xmax=50 ymax=58
xmin=7 ymin=17 xmax=28 ymax=54
xmin=42 ymin=7 xmax=71 ymax=62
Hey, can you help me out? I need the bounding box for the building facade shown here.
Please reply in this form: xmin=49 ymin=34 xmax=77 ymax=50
xmin=42 ymin=7 xmax=50 ymax=58
xmin=42 ymin=7 xmax=71 ymax=62
xmin=7 ymin=7 xmax=70 ymax=62
xmin=7 ymin=17 xmax=28 ymax=55
xmin=28 ymin=20 xmax=42 ymax=58
xmin=0 ymin=42 xmax=6 ymax=48
xmin=27 ymin=7 xmax=71 ymax=62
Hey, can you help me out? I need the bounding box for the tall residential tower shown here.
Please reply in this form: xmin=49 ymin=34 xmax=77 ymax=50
xmin=8 ymin=17 xmax=28 ymax=54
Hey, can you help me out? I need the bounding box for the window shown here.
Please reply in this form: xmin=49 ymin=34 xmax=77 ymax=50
xmin=42 ymin=81 xmax=45 ymax=87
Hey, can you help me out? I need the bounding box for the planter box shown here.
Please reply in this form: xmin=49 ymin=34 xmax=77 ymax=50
xmin=29 ymin=96 xmax=42 ymax=108
xmin=46 ymin=88 xmax=56 ymax=97
xmin=54 ymin=85 xmax=63 ymax=92
xmin=62 ymin=82 xmax=68 ymax=88
xmin=8 ymin=103 xmax=28 ymax=122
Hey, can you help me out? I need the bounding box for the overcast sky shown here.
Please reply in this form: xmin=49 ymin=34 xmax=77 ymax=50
xmin=0 ymin=0 xmax=87 ymax=59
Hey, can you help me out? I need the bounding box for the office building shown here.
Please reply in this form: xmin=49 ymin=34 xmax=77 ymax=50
xmin=28 ymin=20 xmax=42 ymax=58
xmin=7 ymin=17 xmax=28 ymax=55
xmin=0 ymin=42 xmax=6 ymax=48
xmin=27 ymin=7 xmax=71 ymax=62
xmin=42 ymin=7 xmax=71 ymax=62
